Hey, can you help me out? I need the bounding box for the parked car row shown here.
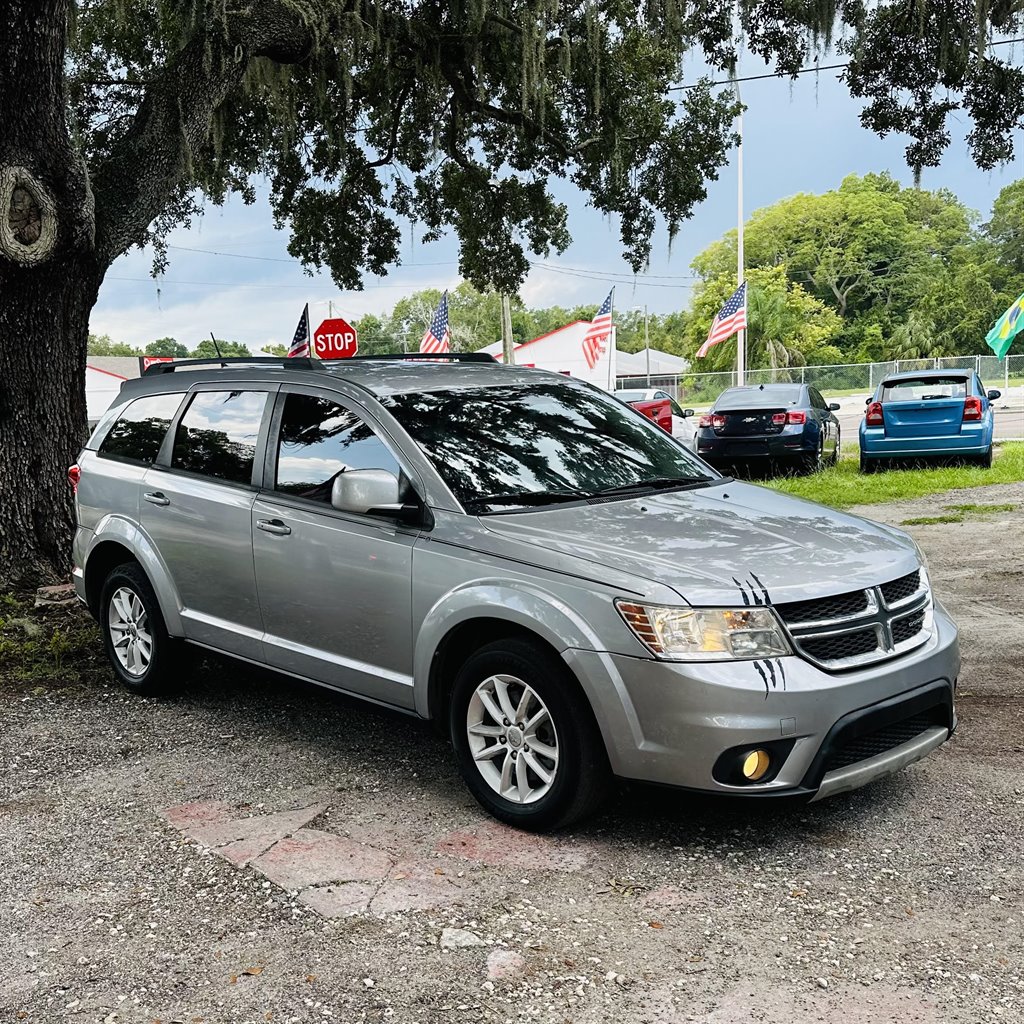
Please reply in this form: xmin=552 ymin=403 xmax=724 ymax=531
xmin=623 ymin=369 xmax=1000 ymax=478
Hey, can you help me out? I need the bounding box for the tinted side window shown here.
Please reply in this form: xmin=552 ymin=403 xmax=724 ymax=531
xmin=274 ymin=393 xmax=402 ymax=504
xmin=171 ymin=391 xmax=267 ymax=485
xmin=99 ymin=393 xmax=183 ymax=465
xmin=809 ymin=388 xmax=826 ymax=410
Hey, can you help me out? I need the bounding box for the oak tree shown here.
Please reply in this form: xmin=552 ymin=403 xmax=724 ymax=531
xmin=1 ymin=0 xmax=1022 ymax=583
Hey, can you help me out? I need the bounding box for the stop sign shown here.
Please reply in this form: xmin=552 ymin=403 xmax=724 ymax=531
xmin=313 ymin=318 xmax=358 ymax=359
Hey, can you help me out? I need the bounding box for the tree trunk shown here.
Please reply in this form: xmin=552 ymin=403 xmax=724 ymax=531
xmin=0 ymin=0 xmax=97 ymax=587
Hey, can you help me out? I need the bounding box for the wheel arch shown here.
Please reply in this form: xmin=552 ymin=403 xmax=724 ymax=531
xmin=415 ymin=581 xmax=605 ymax=726
xmin=83 ymin=517 xmax=184 ymax=634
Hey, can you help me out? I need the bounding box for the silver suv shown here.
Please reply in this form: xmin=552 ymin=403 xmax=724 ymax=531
xmin=72 ymin=356 xmax=959 ymax=829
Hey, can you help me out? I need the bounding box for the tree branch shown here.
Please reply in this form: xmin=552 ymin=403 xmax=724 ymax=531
xmin=91 ymin=0 xmax=325 ymax=267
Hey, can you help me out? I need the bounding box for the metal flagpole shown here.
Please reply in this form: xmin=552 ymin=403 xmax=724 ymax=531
xmin=735 ymin=75 xmax=745 ymax=387
xmin=607 ymin=287 xmax=616 ymax=391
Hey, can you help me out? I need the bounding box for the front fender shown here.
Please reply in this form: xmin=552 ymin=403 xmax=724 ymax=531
xmin=86 ymin=515 xmax=185 ymax=636
xmin=413 ymin=579 xmax=607 ymax=718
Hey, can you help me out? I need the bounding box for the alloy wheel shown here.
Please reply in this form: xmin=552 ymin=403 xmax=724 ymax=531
xmin=466 ymin=674 xmax=560 ymax=804
xmin=107 ymin=586 xmax=152 ymax=677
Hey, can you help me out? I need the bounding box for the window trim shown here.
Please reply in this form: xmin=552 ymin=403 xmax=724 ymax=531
xmin=94 ymin=391 xmax=187 ymax=468
xmin=260 ymin=384 xmax=427 ymax=519
xmin=155 ymin=381 xmax=280 ymax=490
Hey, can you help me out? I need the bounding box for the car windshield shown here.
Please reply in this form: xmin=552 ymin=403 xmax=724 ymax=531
xmin=383 ymin=382 xmax=718 ymax=513
xmin=882 ymin=377 xmax=968 ymax=402
xmin=715 ymin=386 xmax=803 ymax=409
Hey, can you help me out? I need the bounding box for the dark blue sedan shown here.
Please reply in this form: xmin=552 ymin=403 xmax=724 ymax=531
xmin=696 ymin=383 xmax=841 ymax=473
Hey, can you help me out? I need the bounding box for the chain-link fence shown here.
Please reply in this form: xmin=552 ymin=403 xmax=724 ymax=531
xmin=618 ymin=354 xmax=1024 ymax=405
xmin=617 ymin=354 xmax=1024 ymax=440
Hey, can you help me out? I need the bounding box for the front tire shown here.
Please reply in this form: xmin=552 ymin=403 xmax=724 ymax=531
xmin=828 ymin=429 xmax=841 ymax=467
xmin=449 ymin=638 xmax=610 ymax=831
xmin=99 ymin=562 xmax=184 ymax=696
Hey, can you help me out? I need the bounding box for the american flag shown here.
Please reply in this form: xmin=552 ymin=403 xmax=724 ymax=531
xmin=419 ymin=291 xmax=451 ymax=353
xmin=697 ymin=282 xmax=747 ymax=358
xmin=582 ymin=289 xmax=614 ymax=370
xmin=288 ymin=304 xmax=311 ymax=358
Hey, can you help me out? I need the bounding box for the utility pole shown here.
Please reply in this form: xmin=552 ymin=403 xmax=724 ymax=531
xmin=501 ymin=293 xmax=516 ymax=365
xmin=735 ymin=74 xmax=746 ymax=387
xmin=644 ymin=304 xmax=650 ymax=386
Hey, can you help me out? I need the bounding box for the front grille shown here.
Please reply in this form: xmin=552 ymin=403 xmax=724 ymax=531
xmin=780 ymin=569 xmax=931 ymax=671
xmin=824 ymin=711 xmax=937 ymax=772
xmin=881 ymin=570 xmax=921 ymax=606
xmin=892 ymin=610 xmax=925 ymax=645
xmin=801 ymin=628 xmax=879 ymax=663
xmin=777 ymin=590 xmax=869 ymax=625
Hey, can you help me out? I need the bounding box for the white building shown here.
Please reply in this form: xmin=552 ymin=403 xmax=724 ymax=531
xmin=481 ymin=321 xmax=617 ymax=388
xmin=86 ymin=358 xmax=138 ymax=426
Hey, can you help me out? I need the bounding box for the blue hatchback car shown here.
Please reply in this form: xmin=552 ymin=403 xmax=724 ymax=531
xmin=859 ymin=369 xmax=1000 ymax=472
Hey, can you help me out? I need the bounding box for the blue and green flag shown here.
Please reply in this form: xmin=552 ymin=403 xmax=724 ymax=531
xmin=986 ymin=291 xmax=1024 ymax=358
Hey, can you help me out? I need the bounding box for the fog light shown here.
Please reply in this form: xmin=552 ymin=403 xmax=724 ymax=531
xmin=741 ymin=749 xmax=771 ymax=781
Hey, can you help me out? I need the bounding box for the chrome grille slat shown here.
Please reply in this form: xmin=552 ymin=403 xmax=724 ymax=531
xmin=775 ymin=571 xmax=931 ymax=670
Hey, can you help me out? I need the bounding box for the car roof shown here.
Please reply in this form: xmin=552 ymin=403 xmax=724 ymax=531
xmin=882 ymin=369 xmax=972 ymax=381
xmin=121 ymin=358 xmax=570 ymax=401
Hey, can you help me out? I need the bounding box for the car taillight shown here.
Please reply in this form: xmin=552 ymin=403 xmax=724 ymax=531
xmin=963 ymin=396 xmax=983 ymax=421
xmin=68 ymin=464 xmax=81 ymax=494
xmin=785 ymin=411 xmax=806 ymax=425
xmin=699 ymin=414 xmax=727 ymax=428
xmin=699 ymin=414 xmax=712 ymax=428
xmin=865 ymin=401 xmax=884 ymax=427
xmin=771 ymin=412 xmax=786 ymax=426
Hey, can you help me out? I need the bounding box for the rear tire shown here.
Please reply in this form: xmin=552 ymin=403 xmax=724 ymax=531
xmin=976 ymin=446 xmax=994 ymax=468
xmin=828 ymin=430 xmax=841 ymax=467
xmin=801 ymin=439 xmax=824 ymax=475
xmin=859 ymin=451 xmax=877 ymax=474
xmin=99 ymin=563 xmax=185 ymax=696
xmin=449 ymin=638 xmax=611 ymax=831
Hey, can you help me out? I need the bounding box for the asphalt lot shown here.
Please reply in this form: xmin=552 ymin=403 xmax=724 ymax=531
xmin=2 ymin=484 xmax=1023 ymax=1023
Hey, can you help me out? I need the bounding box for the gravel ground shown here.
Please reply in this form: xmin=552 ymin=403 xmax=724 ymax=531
xmin=2 ymin=484 xmax=1023 ymax=1024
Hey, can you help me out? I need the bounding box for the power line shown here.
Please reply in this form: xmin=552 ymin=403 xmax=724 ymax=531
xmin=671 ymin=36 xmax=1024 ymax=92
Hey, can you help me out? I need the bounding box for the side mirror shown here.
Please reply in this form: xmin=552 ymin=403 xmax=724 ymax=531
xmin=865 ymin=397 xmax=872 ymax=405
xmin=829 ymin=402 xmax=841 ymax=411
xmin=988 ymin=389 xmax=1002 ymax=401
xmin=682 ymin=408 xmax=695 ymax=418
xmin=331 ymin=469 xmax=419 ymax=523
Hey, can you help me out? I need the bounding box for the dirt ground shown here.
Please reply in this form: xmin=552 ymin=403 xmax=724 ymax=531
xmin=2 ymin=484 xmax=1023 ymax=1024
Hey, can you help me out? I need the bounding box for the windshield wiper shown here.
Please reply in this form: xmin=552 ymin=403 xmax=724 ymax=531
xmin=595 ymin=475 xmax=716 ymax=496
xmin=467 ymin=486 xmax=594 ymax=510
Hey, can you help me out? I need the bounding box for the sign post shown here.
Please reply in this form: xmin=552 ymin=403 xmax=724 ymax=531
xmin=313 ymin=318 xmax=358 ymax=359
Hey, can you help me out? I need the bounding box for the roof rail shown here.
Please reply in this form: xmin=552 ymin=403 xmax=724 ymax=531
xmin=142 ymin=352 xmax=499 ymax=375
xmin=142 ymin=357 xmax=313 ymax=376
xmin=343 ymin=352 xmax=499 ymax=363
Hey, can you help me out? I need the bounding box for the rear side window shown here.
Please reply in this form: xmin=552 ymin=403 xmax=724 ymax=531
xmin=882 ymin=378 xmax=967 ymax=402
xmin=274 ymin=393 xmax=401 ymax=503
xmin=171 ymin=391 xmax=267 ymax=485
xmin=98 ymin=393 xmax=183 ymax=465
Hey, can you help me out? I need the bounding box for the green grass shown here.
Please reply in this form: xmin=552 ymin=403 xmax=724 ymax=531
xmin=900 ymin=502 xmax=1016 ymax=526
xmin=765 ymin=442 xmax=1024 ymax=509
xmin=0 ymin=591 xmax=104 ymax=688
xmin=901 ymin=514 xmax=964 ymax=526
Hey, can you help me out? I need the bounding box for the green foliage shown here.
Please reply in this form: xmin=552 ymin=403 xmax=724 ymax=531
xmin=65 ymin=3 xmax=1024 ymax=294
xmin=87 ymin=333 xmax=142 ymax=356
xmin=769 ymin=444 xmax=1024 ymax=509
xmin=145 ymin=337 xmax=189 ymax=357
xmin=692 ymin=174 xmax=1024 ymax=361
xmin=191 ymin=339 xmax=252 ymax=358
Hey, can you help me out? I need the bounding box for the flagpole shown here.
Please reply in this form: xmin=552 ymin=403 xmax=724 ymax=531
xmin=735 ymin=75 xmax=745 ymax=387
xmin=607 ymin=287 xmax=615 ymax=391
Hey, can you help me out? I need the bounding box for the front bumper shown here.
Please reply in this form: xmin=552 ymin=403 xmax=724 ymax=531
xmin=563 ymin=602 xmax=959 ymax=799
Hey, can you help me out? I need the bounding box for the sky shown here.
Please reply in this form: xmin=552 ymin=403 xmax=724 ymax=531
xmin=89 ymin=47 xmax=1023 ymax=352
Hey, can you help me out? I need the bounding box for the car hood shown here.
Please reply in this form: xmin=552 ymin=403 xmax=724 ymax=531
xmin=478 ymin=481 xmax=920 ymax=606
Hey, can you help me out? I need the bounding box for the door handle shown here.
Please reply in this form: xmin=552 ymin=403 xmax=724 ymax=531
xmin=143 ymin=492 xmax=170 ymax=507
xmin=256 ymin=519 xmax=292 ymax=536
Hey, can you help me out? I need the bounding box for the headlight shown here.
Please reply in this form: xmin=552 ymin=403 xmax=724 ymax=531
xmin=616 ymin=601 xmax=791 ymax=661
